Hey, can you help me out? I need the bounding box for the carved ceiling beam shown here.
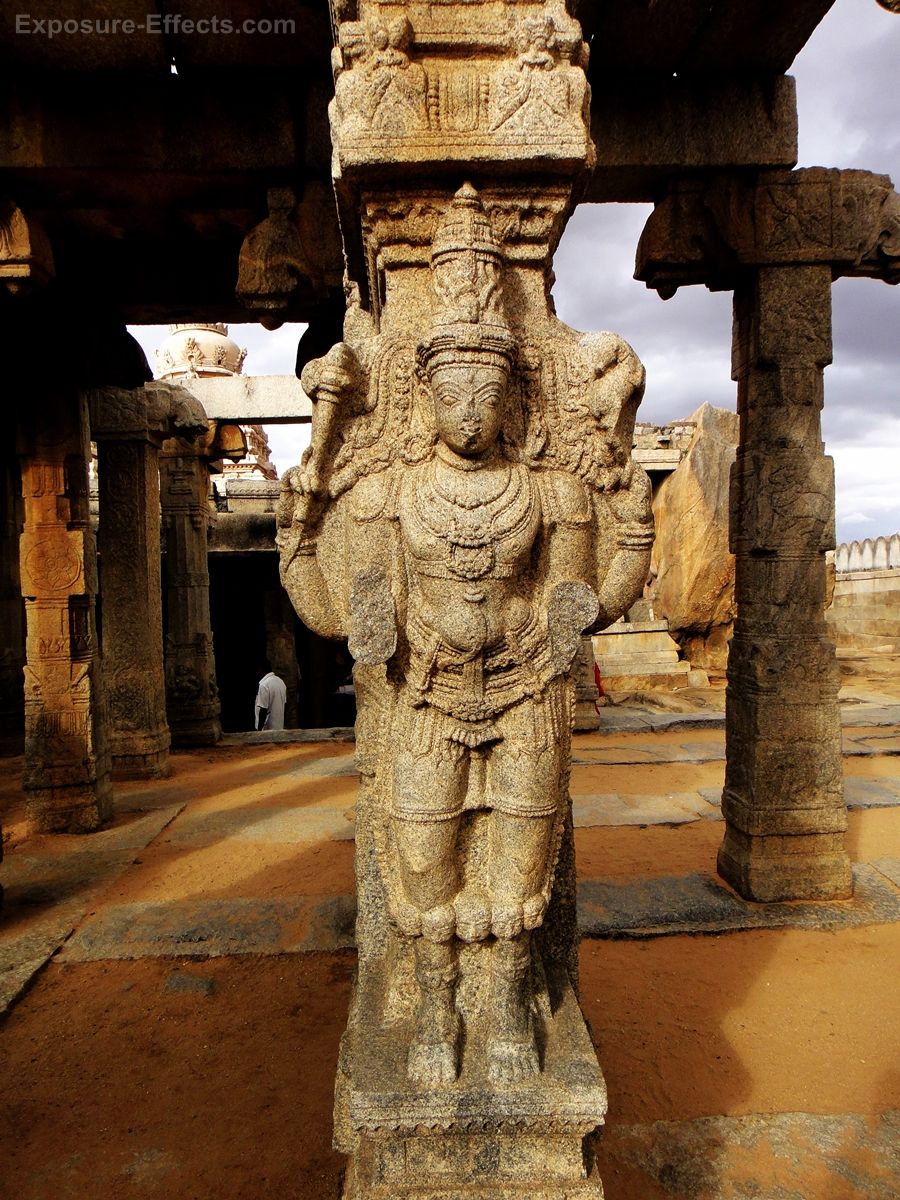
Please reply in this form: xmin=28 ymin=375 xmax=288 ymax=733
xmin=236 ymin=184 xmax=344 ymax=328
xmin=636 ymin=167 xmax=900 ymax=298
xmin=0 ymin=200 xmax=54 ymax=295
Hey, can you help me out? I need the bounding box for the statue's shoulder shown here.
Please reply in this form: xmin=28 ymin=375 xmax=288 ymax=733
xmin=536 ymin=468 xmax=592 ymax=527
xmin=345 ymin=465 xmax=401 ymax=523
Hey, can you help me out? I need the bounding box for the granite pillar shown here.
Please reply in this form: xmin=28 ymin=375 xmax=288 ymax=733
xmin=718 ymin=265 xmax=852 ymax=901
xmin=0 ymin=451 xmax=25 ymax=754
xmin=18 ymin=389 xmax=112 ymax=832
xmin=94 ymin=399 xmax=170 ymax=778
xmin=573 ymin=636 xmax=601 ymax=731
xmin=159 ymin=435 xmax=222 ymax=746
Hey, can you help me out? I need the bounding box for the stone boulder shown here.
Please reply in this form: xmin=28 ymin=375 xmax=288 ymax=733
xmin=650 ymin=403 xmax=738 ymax=672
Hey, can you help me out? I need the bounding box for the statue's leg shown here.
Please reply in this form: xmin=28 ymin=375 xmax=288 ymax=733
xmin=484 ymin=695 xmax=566 ymax=1083
xmin=488 ymin=928 xmax=539 ymax=1084
xmin=392 ymin=731 xmax=468 ymax=1086
xmin=407 ymin=936 xmax=460 ymax=1087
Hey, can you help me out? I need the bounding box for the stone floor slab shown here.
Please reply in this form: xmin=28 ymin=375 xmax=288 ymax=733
xmin=871 ymin=856 xmax=900 ymax=889
xmin=599 ymin=1110 xmax=899 ymax=1200
xmin=287 ymin=755 xmax=359 ymax=779
xmin=59 ymin=894 xmax=358 ymax=962
xmin=844 ymin=777 xmax=900 ymax=808
xmin=573 ymin=792 xmax=712 ymax=828
xmin=840 ymin=703 xmax=900 ymax=727
xmin=116 ymin=787 xmax=196 ymax=812
xmin=167 ymin=804 xmax=356 ymax=845
xmin=220 ymin=728 xmax=355 ymax=745
xmin=577 ymin=864 xmax=900 ymax=938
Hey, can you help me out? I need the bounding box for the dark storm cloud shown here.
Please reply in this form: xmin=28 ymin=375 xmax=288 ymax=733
xmin=794 ymin=2 xmax=900 ymax=177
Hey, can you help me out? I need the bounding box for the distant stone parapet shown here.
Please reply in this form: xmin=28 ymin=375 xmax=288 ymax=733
xmin=835 ymin=534 xmax=900 ymax=574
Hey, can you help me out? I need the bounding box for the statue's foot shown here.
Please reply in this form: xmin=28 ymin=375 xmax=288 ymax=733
xmin=408 ymin=1029 xmax=459 ymax=1087
xmin=487 ymin=1035 xmax=540 ymax=1085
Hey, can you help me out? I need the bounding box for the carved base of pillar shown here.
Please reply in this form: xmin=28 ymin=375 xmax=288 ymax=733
xmin=25 ymin=778 xmax=113 ymax=834
xmin=168 ymin=717 xmax=222 ymax=748
xmin=110 ymin=726 xmax=171 ymax=779
xmin=335 ymin=959 xmax=606 ymax=1200
xmin=111 ymin=750 xmax=170 ymax=780
xmin=717 ymin=827 xmax=853 ymax=902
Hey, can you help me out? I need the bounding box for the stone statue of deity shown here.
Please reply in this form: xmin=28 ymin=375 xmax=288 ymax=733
xmin=277 ymin=184 xmax=652 ymax=1090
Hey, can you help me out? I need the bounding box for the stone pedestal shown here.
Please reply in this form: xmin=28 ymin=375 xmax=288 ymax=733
xmin=719 ymin=266 xmax=852 ymax=901
xmin=336 ymin=958 xmax=606 ymax=1200
xmin=159 ymin=436 xmax=222 ymax=747
xmin=593 ymin=619 xmax=694 ymax=692
xmin=0 ymin=452 xmax=25 ymax=754
xmin=18 ymin=389 xmax=112 ymax=832
xmin=95 ymin=423 xmax=170 ymax=778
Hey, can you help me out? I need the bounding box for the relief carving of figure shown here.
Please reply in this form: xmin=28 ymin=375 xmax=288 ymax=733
xmin=333 ymin=16 xmax=428 ymax=137
xmin=489 ymin=15 xmax=583 ymax=133
xmin=278 ymin=185 xmax=652 ymax=1089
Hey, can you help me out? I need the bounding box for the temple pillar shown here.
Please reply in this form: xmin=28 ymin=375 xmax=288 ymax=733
xmin=573 ymin=635 xmax=601 ymax=730
xmin=637 ymin=166 xmax=900 ymax=902
xmin=0 ymin=451 xmax=25 ymax=754
xmin=18 ymin=388 xmax=112 ymax=832
xmin=718 ymin=265 xmax=852 ymax=900
xmin=159 ymin=433 xmax=222 ymax=747
xmin=92 ymin=388 xmax=172 ymax=777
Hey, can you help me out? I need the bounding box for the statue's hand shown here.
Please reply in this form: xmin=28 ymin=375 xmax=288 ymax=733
xmin=548 ymin=580 xmax=600 ymax=675
xmin=277 ymin=462 xmax=326 ymax=533
xmin=300 ymin=342 xmax=359 ymax=408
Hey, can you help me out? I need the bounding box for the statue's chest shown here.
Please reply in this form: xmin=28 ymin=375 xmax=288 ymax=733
xmin=402 ymin=463 xmax=539 ymax=582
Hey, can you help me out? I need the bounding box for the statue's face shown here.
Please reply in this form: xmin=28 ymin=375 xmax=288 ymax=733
xmin=429 ymin=361 xmax=507 ymax=457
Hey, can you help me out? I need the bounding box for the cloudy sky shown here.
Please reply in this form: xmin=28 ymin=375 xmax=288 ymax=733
xmin=130 ymin=0 xmax=899 ymax=546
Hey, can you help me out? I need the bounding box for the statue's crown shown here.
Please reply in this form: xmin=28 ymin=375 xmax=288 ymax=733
xmin=418 ymin=183 xmax=515 ymax=372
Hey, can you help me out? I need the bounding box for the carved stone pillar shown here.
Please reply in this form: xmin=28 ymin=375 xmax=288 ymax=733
xmin=18 ymin=389 xmax=112 ymax=832
xmin=573 ymin=635 xmax=601 ymax=730
xmin=0 ymin=451 xmax=25 ymax=754
xmin=637 ymin=167 xmax=900 ymax=902
xmin=719 ymin=266 xmax=852 ymax=901
xmin=92 ymin=389 xmax=171 ymax=778
xmin=159 ymin=434 xmax=222 ymax=747
xmin=272 ymin=4 xmax=663 ymax=1196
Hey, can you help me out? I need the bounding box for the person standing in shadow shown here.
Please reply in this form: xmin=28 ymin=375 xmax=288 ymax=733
xmin=255 ymin=661 xmax=287 ymax=731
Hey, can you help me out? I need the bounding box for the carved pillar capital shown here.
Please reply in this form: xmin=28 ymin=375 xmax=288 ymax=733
xmin=636 ymin=168 xmax=900 ymax=295
xmin=90 ymin=381 xmax=210 ymax=446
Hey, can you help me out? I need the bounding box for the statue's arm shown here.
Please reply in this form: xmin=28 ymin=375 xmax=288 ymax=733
xmin=275 ymin=471 xmax=346 ymax=640
xmin=588 ymin=463 xmax=654 ymax=633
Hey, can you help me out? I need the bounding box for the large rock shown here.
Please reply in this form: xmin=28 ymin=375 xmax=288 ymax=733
xmin=650 ymin=403 xmax=738 ymax=672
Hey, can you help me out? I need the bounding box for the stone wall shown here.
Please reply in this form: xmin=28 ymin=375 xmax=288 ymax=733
xmin=828 ymin=569 xmax=900 ymax=653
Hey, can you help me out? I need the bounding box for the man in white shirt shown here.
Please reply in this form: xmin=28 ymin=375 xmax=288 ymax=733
xmin=255 ymin=663 xmax=287 ymax=731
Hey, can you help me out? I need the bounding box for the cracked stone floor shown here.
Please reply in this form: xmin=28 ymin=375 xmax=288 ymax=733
xmin=1 ymin=659 xmax=898 ymax=1199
